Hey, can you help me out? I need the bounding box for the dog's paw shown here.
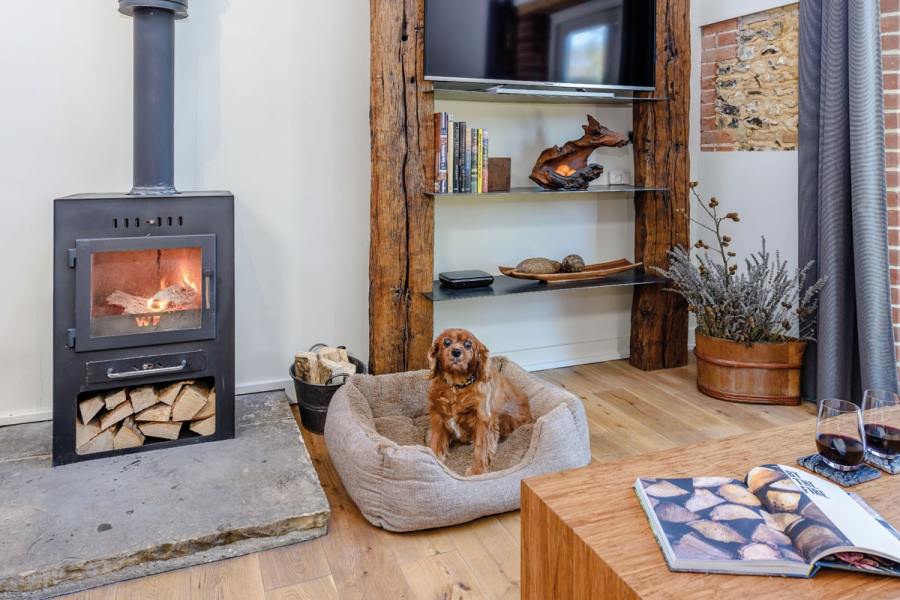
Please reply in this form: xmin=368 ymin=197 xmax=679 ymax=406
xmin=465 ymin=466 xmax=485 ymax=477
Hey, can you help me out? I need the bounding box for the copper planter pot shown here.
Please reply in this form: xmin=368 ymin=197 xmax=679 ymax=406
xmin=694 ymin=331 xmax=806 ymax=406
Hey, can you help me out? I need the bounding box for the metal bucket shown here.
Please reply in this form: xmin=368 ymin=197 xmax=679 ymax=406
xmin=289 ymin=345 xmax=365 ymax=434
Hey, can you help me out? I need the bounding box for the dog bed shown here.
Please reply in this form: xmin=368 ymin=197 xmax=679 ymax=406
xmin=324 ymin=357 xmax=591 ymax=532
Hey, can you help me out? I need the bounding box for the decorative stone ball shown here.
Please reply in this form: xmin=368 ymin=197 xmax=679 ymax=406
xmin=516 ymin=258 xmax=561 ymax=274
xmin=560 ymin=254 xmax=586 ymax=273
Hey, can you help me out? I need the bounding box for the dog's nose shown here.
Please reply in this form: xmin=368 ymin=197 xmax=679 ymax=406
xmin=451 ymin=348 xmax=462 ymax=358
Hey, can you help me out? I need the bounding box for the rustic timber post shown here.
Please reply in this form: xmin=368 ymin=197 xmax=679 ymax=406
xmin=369 ymin=0 xmax=434 ymax=374
xmin=630 ymin=0 xmax=691 ymax=370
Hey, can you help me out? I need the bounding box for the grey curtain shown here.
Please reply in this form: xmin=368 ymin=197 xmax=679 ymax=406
xmin=799 ymin=0 xmax=898 ymax=402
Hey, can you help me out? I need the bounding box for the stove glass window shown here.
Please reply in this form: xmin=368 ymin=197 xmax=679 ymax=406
xmin=90 ymin=247 xmax=204 ymax=338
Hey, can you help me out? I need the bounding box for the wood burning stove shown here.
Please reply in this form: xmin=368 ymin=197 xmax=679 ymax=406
xmin=52 ymin=0 xmax=234 ymax=465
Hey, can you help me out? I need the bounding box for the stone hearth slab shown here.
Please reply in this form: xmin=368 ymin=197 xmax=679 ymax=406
xmin=0 ymin=392 xmax=330 ymax=599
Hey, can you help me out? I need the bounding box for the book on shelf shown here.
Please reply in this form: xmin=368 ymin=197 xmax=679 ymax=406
xmin=476 ymin=129 xmax=484 ymax=194
xmin=481 ymin=130 xmax=489 ymax=194
xmin=470 ymin=128 xmax=478 ymax=193
xmin=455 ymin=121 xmax=467 ymax=194
xmin=432 ymin=113 xmax=490 ymax=194
xmin=434 ymin=112 xmax=448 ymax=194
xmin=447 ymin=115 xmax=454 ymax=193
xmin=463 ymin=124 xmax=472 ymax=194
xmin=635 ymin=463 xmax=900 ymax=578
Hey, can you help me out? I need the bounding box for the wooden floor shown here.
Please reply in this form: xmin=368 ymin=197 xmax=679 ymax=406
xmin=62 ymin=358 xmax=815 ymax=600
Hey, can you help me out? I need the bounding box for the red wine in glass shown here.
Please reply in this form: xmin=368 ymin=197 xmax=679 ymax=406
xmin=863 ymin=390 xmax=900 ymax=459
xmin=816 ymin=398 xmax=866 ymax=471
xmin=864 ymin=424 xmax=900 ymax=458
xmin=816 ymin=433 xmax=865 ymax=468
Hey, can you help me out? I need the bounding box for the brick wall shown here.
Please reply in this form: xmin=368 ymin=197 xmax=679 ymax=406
xmin=884 ymin=0 xmax=900 ymax=365
xmin=700 ymin=4 xmax=799 ymax=152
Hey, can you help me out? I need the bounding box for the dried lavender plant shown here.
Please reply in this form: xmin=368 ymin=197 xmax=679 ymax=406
xmin=655 ymin=183 xmax=826 ymax=344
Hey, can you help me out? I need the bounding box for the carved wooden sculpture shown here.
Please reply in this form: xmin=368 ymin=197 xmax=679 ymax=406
xmin=529 ymin=115 xmax=629 ymax=190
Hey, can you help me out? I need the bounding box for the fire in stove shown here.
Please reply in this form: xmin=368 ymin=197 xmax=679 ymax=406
xmin=91 ymin=247 xmax=204 ymax=335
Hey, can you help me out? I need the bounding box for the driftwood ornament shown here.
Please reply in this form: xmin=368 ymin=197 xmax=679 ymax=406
xmin=529 ymin=115 xmax=629 ymax=190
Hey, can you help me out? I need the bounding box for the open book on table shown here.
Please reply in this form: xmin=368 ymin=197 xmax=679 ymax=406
xmin=634 ymin=464 xmax=900 ymax=578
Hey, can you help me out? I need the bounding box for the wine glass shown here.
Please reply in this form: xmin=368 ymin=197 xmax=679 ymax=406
xmin=862 ymin=389 xmax=900 ymax=459
xmin=816 ymin=398 xmax=866 ymax=471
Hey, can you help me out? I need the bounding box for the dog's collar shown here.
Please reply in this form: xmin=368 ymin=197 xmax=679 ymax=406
xmin=451 ymin=375 xmax=477 ymax=390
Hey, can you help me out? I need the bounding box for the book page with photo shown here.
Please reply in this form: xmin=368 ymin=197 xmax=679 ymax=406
xmin=635 ymin=464 xmax=900 ymax=578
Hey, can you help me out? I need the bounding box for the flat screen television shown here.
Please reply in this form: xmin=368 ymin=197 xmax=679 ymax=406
xmin=425 ymin=0 xmax=656 ymax=92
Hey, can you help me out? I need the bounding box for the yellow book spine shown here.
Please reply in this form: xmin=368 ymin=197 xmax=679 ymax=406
xmin=476 ymin=129 xmax=484 ymax=194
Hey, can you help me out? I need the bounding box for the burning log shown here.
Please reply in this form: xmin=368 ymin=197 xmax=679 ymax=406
xmin=529 ymin=116 xmax=629 ymax=190
xmin=105 ymin=282 xmax=199 ymax=316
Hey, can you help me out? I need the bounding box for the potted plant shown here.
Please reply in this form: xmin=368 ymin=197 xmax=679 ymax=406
xmin=656 ymin=183 xmax=826 ymax=405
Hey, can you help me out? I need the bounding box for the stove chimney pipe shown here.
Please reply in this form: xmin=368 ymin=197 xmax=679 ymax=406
xmin=118 ymin=0 xmax=188 ymax=195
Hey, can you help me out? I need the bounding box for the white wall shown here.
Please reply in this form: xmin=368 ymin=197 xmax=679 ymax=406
xmin=0 ymin=0 xmax=370 ymax=424
xmin=692 ymin=0 xmax=799 ymax=272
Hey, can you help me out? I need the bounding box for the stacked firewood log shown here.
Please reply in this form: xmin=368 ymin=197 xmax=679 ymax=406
xmin=76 ymin=380 xmax=216 ymax=455
xmin=294 ymin=346 xmax=356 ymax=384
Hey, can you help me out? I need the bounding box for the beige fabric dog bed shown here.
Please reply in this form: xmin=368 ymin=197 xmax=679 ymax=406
xmin=324 ymin=357 xmax=591 ymax=532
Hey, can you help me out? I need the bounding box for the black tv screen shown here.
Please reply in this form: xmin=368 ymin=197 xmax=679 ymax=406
xmin=425 ymin=0 xmax=656 ymax=91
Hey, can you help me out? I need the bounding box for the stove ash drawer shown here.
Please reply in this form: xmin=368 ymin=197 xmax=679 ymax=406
xmin=84 ymin=350 xmax=207 ymax=385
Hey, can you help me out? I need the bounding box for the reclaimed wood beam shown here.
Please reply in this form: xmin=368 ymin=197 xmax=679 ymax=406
xmin=369 ymin=0 xmax=434 ymax=374
xmin=630 ymin=0 xmax=691 ymax=370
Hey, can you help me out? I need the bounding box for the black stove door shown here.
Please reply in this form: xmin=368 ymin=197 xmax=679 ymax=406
xmin=73 ymin=234 xmax=217 ymax=352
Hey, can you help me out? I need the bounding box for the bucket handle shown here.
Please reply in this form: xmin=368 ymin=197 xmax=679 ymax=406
xmin=326 ymin=373 xmax=352 ymax=385
xmin=309 ymin=343 xmax=348 ymax=353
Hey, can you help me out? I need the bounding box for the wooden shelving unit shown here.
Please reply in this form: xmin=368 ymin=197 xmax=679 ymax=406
xmin=369 ymin=0 xmax=690 ymax=375
xmin=426 ymin=272 xmax=667 ymax=303
xmin=426 ymin=184 xmax=668 ymax=199
xmin=430 ymin=88 xmax=669 ymax=106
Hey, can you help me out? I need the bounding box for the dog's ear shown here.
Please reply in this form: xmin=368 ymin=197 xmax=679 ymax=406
xmin=428 ymin=336 xmax=443 ymax=379
xmin=472 ymin=337 xmax=490 ymax=382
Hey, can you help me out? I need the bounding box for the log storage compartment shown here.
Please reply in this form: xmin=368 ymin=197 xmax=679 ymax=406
xmin=76 ymin=378 xmax=217 ymax=455
xmin=51 ymin=1 xmax=235 ymax=465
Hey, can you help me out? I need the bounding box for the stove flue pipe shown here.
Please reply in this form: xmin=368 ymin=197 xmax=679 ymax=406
xmin=118 ymin=0 xmax=188 ymax=195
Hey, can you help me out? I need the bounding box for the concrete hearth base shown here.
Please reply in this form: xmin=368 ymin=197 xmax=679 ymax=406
xmin=0 ymin=392 xmax=330 ymax=599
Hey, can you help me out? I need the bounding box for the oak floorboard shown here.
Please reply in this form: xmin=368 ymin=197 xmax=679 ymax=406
xmin=53 ymin=359 xmax=814 ymax=600
xmin=114 ymin=568 xmax=192 ymax=599
xmin=257 ymin=537 xmax=331 ymax=591
xmin=265 ymin=575 xmax=339 ymax=600
xmin=189 ymin=554 xmax=266 ymax=600
xmin=400 ymin=550 xmax=486 ymax=599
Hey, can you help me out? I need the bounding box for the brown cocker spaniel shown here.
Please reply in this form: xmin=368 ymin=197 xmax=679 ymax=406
xmin=427 ymin=328 xmax=533 ymax=476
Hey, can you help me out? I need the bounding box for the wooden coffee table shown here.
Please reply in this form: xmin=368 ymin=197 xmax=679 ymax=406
xmin=521 ymin=419 xmax=900 ymax=599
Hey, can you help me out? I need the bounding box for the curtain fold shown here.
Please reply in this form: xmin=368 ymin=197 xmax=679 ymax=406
xmin=799 ymin=0 xmax=898 ymax=401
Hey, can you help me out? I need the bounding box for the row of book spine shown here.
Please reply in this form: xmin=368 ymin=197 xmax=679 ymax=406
xmin=434 ymin=112 xmax=489 ymax=194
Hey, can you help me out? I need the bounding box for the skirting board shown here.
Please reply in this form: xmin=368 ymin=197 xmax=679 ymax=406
xmin=0 ymin=410 xmax=52 ymax=427
xmin=500 ymin=337 xmax=631 ymax=372
xmin=234 ymin=334 xmax=702 ymax=402
xmin=7 ymin=334 xmax=698 ymax=425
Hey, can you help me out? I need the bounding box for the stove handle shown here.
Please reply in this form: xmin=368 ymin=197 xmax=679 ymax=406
xmin=204 ymin=269 xmax=214 ymax=310
xmin=106 ymin=359 xmax=188 ymax=380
